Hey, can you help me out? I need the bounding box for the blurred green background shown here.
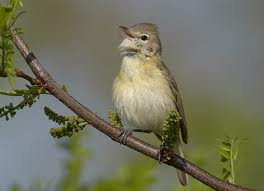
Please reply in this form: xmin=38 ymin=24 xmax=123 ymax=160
xmin=0 ymin=0 xmax=263 ymax=190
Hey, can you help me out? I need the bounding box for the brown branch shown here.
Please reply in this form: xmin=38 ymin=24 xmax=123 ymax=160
xmin=10 ymin=28 xmax=257 ymax=191
xmin=14 ymin=68 xmax=41 ymax=85
xmin=0 ymin=67 xmax=41 ymax=85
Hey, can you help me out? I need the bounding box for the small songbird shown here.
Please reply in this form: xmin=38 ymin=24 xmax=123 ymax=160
xmin=112 ymin=23 xmax=188 ymax=186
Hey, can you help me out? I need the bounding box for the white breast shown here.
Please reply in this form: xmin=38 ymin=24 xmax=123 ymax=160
xmin=113 ymin=55 xmax=175 ymax=135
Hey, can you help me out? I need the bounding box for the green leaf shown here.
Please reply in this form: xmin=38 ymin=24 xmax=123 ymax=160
xmin=217 ymin=149 xmax=230 ymax=160
xmin=9 ymin=0 xmax=23 ymax=8
xmin=0 ymin=6 xmax=12 ymax=31
xmin=0 ymin=0 xmax=22 ymax=31
xmin=220 ymin=161 xmax=231 ymax=172
xmin=6 ymin=66 xmax=16 ymax=88
xmin=0 ymin=0 xmax=24 ymax=89
xmin=218 ymin=144 xmax=231 ymax=152
xmin=218 ymin=136 xmax=247 ymax=184
xmin=62 ymin=84 xmax=68 ymax=92
xmin=7 ymin=74 xmax=16 ymax=88
xmin=232 ymin=144 xmax=239 ymax=161
xmin=223 ymin=170 xmax=231 ymax=180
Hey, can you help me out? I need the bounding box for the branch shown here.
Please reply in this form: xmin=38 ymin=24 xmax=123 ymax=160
xmin=0 ymin=67 xmax=41 ymax=85
xmin=14 ymin=68 xmax=41 ymax=85
xmin=10 ymin=28 xmax=257 ymax=191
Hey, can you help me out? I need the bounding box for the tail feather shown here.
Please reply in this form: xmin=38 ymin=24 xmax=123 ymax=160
xmin=175 ymin=143 xmax=188 ymax=186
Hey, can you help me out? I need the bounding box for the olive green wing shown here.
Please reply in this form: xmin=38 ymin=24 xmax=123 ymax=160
xmin=158 ymin=62 xmax=188 ymax=144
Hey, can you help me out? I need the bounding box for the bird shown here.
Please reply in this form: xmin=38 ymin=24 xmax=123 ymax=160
xmin=112 ymin=23 xmax=188 ymax=186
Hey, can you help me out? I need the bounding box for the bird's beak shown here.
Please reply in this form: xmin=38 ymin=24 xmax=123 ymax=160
xmin=119 ymin=26 xmax=135 ymax=38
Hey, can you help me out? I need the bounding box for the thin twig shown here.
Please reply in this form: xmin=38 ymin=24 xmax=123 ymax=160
xmin=10 ymin=28 xmax=257 ymax=191
xmin=0 ymin=67 xmax=41 ymax=85
xmin=14 ymin=68 xmax=41 ymax=85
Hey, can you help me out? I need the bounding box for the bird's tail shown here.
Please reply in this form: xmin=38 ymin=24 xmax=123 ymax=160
xmin=174 ymin=143 xmax=188 ymax=186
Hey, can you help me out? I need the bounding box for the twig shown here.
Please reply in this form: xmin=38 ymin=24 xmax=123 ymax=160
xmin=10 ymin=28 xmax=257 ymax=191
xmin=14 ymin=68 xmax=41 ymax=85
xmin=0 ymin=67 xmax=41 ymax=85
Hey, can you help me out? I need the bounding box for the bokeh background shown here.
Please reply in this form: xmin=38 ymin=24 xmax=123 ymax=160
xmin=0 ymin=0 xmax=263 ymax=190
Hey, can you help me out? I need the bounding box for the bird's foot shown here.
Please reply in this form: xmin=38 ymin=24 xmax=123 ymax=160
xmin=157 ymin=145 xmax=173 ymax=163
xmin=157 ymin=145 xmax=165 ymax=163
xmin=118 ymin=129 xmax=134 ymax=144
xmin=118 ymin=129 xmax=151 ymax=144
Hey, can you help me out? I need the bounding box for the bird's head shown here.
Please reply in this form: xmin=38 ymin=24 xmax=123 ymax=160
xmin=119 ymin=23 xmax=162 ymax=57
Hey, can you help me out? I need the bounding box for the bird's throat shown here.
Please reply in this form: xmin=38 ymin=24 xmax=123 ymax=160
xmin=120 ymin=55 xmax=150 ymax=81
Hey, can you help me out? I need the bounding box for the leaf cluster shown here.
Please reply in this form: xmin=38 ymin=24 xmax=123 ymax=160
xmin=44 ymin=106 xmax=89 ymax=138
xmin=0 ymin=85 xmax=43 ymax=120
xmin=218 ymin=136 xmax=247 ymax=183
xmin=46 ymin=109 xmax=123 ymax=139
xmin=162 ymin=110 xmax=181 ymax=149
xmin=108 ymin=109 xmax=123 ymax=128
xmin=0 ymin=0 xmax=23 ymax=87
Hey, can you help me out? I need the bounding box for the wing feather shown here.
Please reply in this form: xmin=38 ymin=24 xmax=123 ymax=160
xmin=157 ymin=62 xmax=188 ymax=144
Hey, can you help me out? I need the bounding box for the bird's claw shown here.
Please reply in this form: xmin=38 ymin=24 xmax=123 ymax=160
xmin=157 ymin=145 xmax=165 ymax=163
xmin=118 ymin=129 xmax=133 ymax=144
xmin=157 ymin=145 xmax=172 ymax=163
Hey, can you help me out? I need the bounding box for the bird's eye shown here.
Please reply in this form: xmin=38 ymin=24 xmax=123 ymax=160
xmin=140 ymin=34 xmax=149 ymax=41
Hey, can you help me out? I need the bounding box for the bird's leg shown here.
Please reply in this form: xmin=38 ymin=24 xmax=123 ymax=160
xmin=157 ymin=145 xmax=165 ymax=163
xmin=154 ymin=133 xmax=167 ymax=163
xmin=118 ymin=129 xmax=151 ymax=144
xmin=157 ymin=145 xmax=173 ymax=163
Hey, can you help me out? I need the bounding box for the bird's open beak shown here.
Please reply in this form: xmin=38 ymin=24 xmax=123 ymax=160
xmin=119 ymin=26 xmax=135 ymax=38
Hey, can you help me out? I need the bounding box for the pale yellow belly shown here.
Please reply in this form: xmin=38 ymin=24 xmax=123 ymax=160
xmin=112 ymin=56 xmax=175 ymax=135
